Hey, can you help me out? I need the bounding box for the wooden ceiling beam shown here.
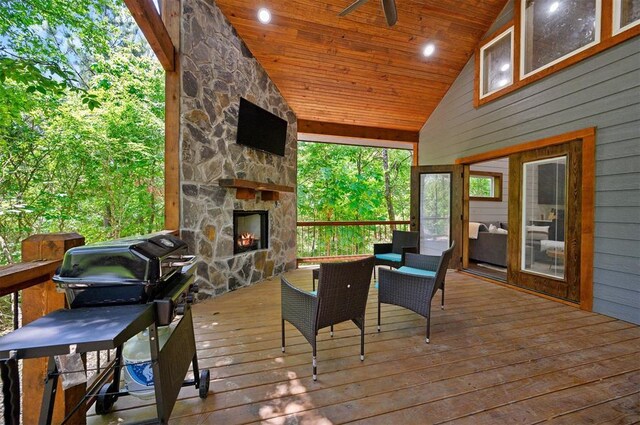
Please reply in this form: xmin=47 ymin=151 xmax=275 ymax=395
xmin=123 ymin=0 xmax=175 ymax=71
xmin=298 ymin=120 xmax=419 ymax=143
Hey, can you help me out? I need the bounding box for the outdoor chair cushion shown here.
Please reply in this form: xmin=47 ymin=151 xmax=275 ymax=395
xmin=375 ymin=253 xmax=402 ymax=262
xmin=396 ymin=266 xmax=436 ymax=278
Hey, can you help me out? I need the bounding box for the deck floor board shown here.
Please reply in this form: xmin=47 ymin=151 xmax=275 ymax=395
xmin=87 ymin=269 xmax=640 ymax=424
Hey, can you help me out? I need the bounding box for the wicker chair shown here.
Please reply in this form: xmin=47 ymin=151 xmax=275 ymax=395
xmin=281 ymin=257 xmax=375 ymax=381
xmin=374 ymin=230 xmax=419 ymax=273
xmin=377 ymin=242 xmax=455 ymax=343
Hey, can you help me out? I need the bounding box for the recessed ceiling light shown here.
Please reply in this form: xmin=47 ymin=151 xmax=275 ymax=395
xmin=423 ymin=43 xmax=435 ymax=57
xmin=257 ymin=8 xmax=271 ymax=24
xmin=549 ymin=2 xmax=560 ymax=13
xmin=500 ymin=63 xmax=510 ymax=72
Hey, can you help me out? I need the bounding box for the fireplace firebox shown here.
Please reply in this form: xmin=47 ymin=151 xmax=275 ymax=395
xmin=233 ymin=210 xmax=268 ymax=255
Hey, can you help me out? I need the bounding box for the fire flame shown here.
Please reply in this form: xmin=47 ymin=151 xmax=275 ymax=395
xmin=238 ymin=232 xmax=255 ymax=247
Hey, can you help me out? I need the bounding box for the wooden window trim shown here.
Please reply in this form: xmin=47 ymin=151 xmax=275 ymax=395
xmin=469 ymin=171 xmax=503 ymax=202
xmin=475 ymin=0 xmax=640 ymax=107
xmin=612 ymin=0 xmax=640 ymax=35
xmin=519 ymin=0 xmax=603 ymax=80
xmin=478 ymin=26 xmax=514 ymax=100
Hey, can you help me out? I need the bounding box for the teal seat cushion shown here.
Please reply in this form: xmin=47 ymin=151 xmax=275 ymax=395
xmin=397 ymin=266 xmax=436 ymax=278
xmin=375 ymin=253 xmax=402 ymax=262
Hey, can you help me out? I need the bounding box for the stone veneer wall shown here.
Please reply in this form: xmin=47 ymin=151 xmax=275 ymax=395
xmin=180 ymin=0 xmax=297 ymax=297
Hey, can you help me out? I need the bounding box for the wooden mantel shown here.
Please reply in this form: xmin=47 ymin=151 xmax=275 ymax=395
xmin=219 ymin=179 xmax=295 ymax=201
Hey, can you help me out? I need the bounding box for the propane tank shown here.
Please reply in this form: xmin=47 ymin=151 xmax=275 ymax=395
xmin=122 ymin=324 xmax=174 ymax=399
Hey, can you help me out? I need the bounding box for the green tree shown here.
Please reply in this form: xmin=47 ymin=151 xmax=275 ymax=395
xmin=0 ymin=2 xmax=164 ymax=264
xmin=297 ymin=141 xmax=412 ymax=257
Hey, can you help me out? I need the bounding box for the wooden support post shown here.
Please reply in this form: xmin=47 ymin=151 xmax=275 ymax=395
xmin=21 ymin=233 xmax=85 ymax=425
xmin=163 ymin=0 xmax=181 ymax=232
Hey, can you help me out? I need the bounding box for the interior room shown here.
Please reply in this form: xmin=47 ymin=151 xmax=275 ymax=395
xmin=467 ymin=158 xmax=510 ymax=281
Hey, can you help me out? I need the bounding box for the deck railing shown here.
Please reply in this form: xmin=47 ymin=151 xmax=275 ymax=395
xmin=0 ymin=234 xmax=113 ymax=423
xmin=296 ymin=220 xmax=410 ymax=264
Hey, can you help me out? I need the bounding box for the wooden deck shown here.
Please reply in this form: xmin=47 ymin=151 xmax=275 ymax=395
xmin=88 ymin=269 xmax=640 ymax=424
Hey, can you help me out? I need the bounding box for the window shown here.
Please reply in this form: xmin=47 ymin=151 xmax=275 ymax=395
xmin=521 ymin=0 xmax=601 ymax=78
xmin=469 ymin=172 xmax=502 ymax=202
xmin=613 ymin=0 xmax=640 ymax=34
xmin=521 ymin=156 xmax=567 ymax=280
xmin=480 ymin=27 xmax=514 ymax=98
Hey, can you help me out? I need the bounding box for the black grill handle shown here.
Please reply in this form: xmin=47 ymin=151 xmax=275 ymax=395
xmin=163 ymin=255 xmax=196 ymax=268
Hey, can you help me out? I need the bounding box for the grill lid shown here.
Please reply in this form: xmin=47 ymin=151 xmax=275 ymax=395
xmin=53 ymin=233 xmax=188 ymax=286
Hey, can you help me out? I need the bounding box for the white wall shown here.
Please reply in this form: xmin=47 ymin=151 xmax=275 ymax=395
xmin=469 ymin=158 xmax=509 ymax=225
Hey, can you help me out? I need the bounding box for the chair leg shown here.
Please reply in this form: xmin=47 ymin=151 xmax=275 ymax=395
xmin=377 ymin=298 xmax=381 ymax=332
xmin=426 ymin=314 xmax=431 ymax=344
xmin=360 ymin=319 xmax=365 ymax=361
xmin=441 ymin=282 xmax=445 ymax=310
xmin=330 ymin=324 xmax=334 ymax=337
xmin=312 ymin=345 xmax=317 ymax=381
xmin=281 ymin=319 xmax=285 ymax=352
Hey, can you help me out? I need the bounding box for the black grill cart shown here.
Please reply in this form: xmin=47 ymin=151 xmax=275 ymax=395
xmin=0 ymin=299 xmax=209 ymax=424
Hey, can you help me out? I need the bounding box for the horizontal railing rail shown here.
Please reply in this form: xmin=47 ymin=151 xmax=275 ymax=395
xmin=296 ymin=220 xmax=410 ymax=264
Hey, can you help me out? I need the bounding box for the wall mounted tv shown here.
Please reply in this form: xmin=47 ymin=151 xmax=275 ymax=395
xmin=236 ymin=97 xmax=287 ymax=157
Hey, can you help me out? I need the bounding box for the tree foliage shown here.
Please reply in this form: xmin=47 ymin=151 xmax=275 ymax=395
xmin=297 ymin=142 xmax=412 ymax=221
xmin=296 ymin=142 xmax=412 ymax=258
xmin=0 ymin=1 xmax=164 ymax=264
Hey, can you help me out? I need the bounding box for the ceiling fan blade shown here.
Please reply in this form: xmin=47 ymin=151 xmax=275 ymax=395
xmin=381 ymin=0 xmax=397 ymax=26
xmin=338 ymin=0 xmax=369 ymax=16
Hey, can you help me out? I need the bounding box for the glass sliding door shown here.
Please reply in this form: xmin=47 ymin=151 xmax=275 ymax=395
xmin=521 ymin=156 xmax=567 ymax=279
xmin=507 ymin=139 xmax=584 ymax=303
xmin=411 ymin=165 xmax=463 ymax=268
xmin=419 ymin=173 xmax=451 ymax=255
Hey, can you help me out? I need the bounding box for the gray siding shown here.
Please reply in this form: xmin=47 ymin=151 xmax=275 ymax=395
xmin=419 ymin=23 xmax=640 ymax=323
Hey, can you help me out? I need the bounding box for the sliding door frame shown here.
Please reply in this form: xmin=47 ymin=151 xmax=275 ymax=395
xmin=411 ymin=165 xmax=464 ymax=269
xmin=455 ymin=127 xmax=595 ymax=311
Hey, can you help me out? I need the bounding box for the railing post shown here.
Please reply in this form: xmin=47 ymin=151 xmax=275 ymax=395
xmin=21 ymin=233 xmax=85 ymax=425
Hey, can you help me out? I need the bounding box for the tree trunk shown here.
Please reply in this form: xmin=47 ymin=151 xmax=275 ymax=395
xmin=382 ymin=149 xmax=396 ymax=228
xmin=0 ymin=235 xmax=14 ymax=264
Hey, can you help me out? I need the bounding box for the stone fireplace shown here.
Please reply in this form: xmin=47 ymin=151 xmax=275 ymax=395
xmin=179 ymin=0 xmax=297 ymax=298
xmin=233 ymin=210 xmax=268 ymax=255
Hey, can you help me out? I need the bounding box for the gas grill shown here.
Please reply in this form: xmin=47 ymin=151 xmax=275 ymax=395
xmin=0 ymin=233 xmax=210 ymax=425
xmin=53 ymin=233 xmax=197 ymax=325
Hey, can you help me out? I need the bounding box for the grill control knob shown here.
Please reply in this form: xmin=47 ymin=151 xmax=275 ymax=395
xmin=190 ymin=284 xmax=199 ymax=293
xmin=175 ymin=304 xmax=185 ymax=315
xmin=186 ymin=294 xmax=194 ymax=304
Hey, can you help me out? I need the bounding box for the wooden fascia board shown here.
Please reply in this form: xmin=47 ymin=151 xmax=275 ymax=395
xmin=298 ymin=120 xmax=419 ymax=144
xmin=124 ymin=0 xmax=176 ymax=71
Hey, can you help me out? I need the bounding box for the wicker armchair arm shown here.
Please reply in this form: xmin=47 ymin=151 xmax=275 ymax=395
xmin=400 ymin=246 xmax=418 ymax=264
xmin=281 ymin=277 xmax=317 ymax=340
xmin=404 ymin=252 xmax=440 ymax=272
xmin=374 ymin=243 xmax=393 ymax=255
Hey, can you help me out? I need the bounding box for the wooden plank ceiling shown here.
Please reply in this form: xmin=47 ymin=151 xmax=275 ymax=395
xmin=215 ymin=0 xmax=508 ymax=133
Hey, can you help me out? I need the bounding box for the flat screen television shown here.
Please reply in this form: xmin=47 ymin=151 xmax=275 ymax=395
xmin=236 ymin=97 xmax=287 ymax=157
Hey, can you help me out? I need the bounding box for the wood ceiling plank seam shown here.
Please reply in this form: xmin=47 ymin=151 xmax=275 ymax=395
xmin=223 ymin=5 xmax=487 ymax=50
xmin=219 ymin=0 xmax=497 ymax=42
xmin=265 ymin=72 xmax=449 ymax=94
xmin=226 ymin=15 xmax=477 ymax=60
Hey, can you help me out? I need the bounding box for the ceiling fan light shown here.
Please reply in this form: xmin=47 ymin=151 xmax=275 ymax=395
xmin=423 ymin=43 xmax=435 ymax=57
xmin=257 ymin=8 xmax=271 ymax=24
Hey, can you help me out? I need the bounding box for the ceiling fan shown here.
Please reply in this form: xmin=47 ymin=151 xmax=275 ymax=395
xmin=338 ymin=0 xmax=398 ymax=27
